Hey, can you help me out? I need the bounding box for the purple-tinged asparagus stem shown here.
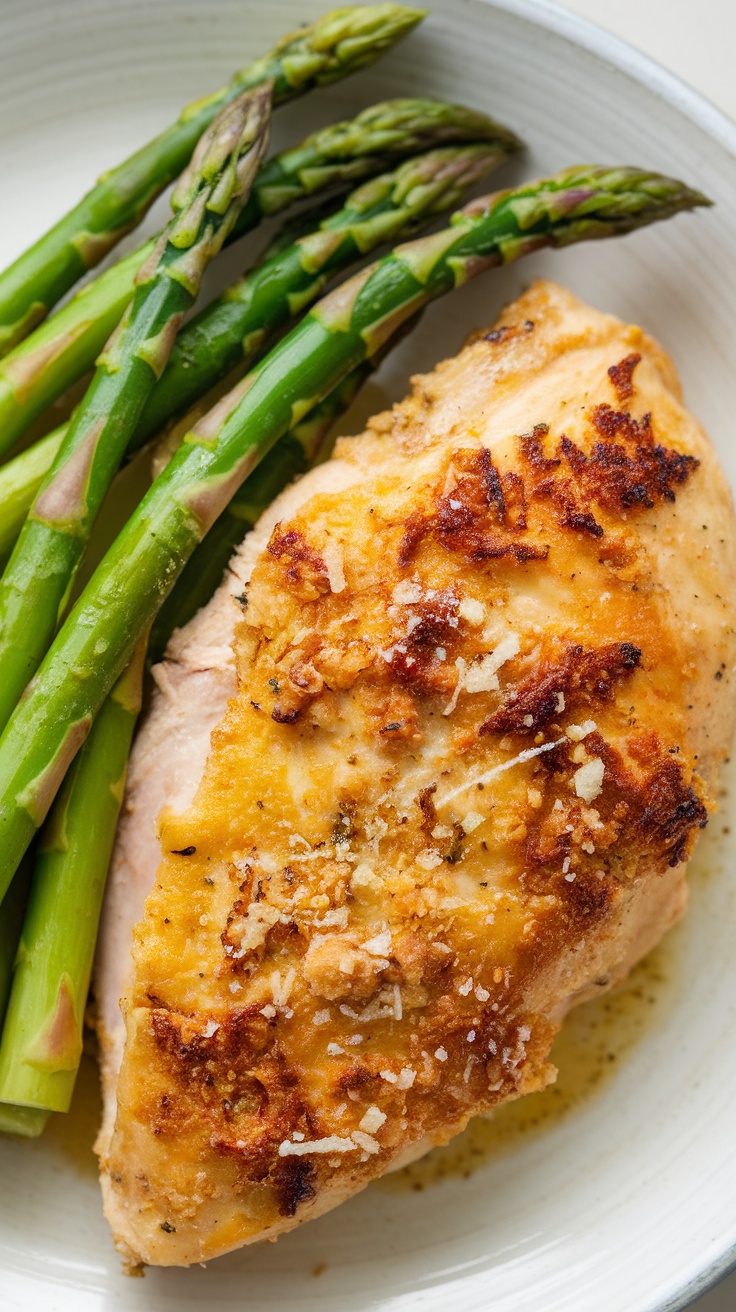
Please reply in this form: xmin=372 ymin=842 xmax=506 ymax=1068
xmin=0 ymin=165 xmax=709 ymax=897
xmin=0 ymin=86 xmax=272 ymax=735
xmin=0 ymin=5 xmax=425 ymax=356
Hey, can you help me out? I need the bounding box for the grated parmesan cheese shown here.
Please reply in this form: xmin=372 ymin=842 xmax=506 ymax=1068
xmin=574 ymin=757 xmax=605 ymax=803
xmin=440 ymin=737 xmax=566 ymax=808
xmin=270 ymin=967 xmax=296 ymax=1007
xmin=278 ymin=1136 xmax=355 ymax=1156
xmin=359 ymin=1105 xmax=386 ymax=1134
xmin=396 ymin=1067 xmax=415 ymax=1089
xmin=230 ymin=901 xmax=280 ymax=957
xmin=351 ymin=862 xmax=384 ymax=897
xmin=363 ymin=927 xmax=392 ymax=957
xmin=444 ymin=634 xmax=520 ymax=715
xmin=458 ymin=597 xmax=485 ymax=626
xmin=461 ymin=810 xmax=484 ymax=833
xmin=314 ymin=907 xmax=349 ymax=929
xmin=322 ymin=537 xmax=346 ymax=593
xmin=566 ymin=719 xmax=597 ymax=742
xmin=416 ymin=847 xmax=443 ymax=871
xmin=432 ymin=823 xmax=453 ymax=840
xmin=313 ymin=1008 xmax=331 ymax=1026
xmin=392 ymin=580 xmax=422 ymax=605
xmin=352 ymin=1130 xmax=380 ymax=1154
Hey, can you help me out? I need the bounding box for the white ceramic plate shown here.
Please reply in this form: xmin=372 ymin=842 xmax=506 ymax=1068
xmin=2 ymin=0 xmax=736 ymax=1308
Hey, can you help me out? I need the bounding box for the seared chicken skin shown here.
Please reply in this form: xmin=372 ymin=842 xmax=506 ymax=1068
xmin=96 ymin=281 xmax=736 ymax=1266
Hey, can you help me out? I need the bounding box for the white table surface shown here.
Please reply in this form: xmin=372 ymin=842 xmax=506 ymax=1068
xmin=557 ymin=5 xmax=735 ymax=1306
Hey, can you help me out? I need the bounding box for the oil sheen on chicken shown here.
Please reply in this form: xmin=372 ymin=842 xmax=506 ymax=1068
xmin=95 ymin=281 xmax=736 ymax=1266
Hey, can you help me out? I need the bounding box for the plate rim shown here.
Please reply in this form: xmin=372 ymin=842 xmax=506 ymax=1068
xmin=2 ymin=2 xmax=735 ymax=1308
xmin=469 ymin=8 xmax=736 ymax=1304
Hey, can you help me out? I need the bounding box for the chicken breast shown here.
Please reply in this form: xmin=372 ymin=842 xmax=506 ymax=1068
xmin=96 ymin=280 xmax=736 ymax=1267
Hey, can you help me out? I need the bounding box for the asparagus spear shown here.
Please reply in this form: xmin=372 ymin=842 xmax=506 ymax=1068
xmin=141 ymin=142 xmax=505 ymax=438
xmin=149 ymin=362 xmax=375 ymax=660
xmin=0 ymin=367 xmax=373 ymax=1119
xmin=0 ymin=100 xmax=515 ymax=461
xmin=0 ymin=857 xmax=48 ymax=1135
xmin=0 ymin=856 xmax=31 ymax=1024
xmin=0 ymin=1103 xmax=48 ymax=1138
xmin=0 ymin=428 xmax=64 ymax=571
xmin=0 ymin=139 xmax=508 ymax=567
xmin=0 ymin=141 xmax=500 ymax=729
xmin=0 ymin=646 xmax=146 ymax=1113
xmin=0 ymin=4 xmax=424 ymax=356
xmin=0 ymin=87 xmax=273 ymax=735
xmin=0 ymin=166 xmax=708 ymax=897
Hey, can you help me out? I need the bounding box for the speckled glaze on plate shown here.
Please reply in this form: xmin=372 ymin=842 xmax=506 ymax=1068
xmin=1 ymin=1 xmax=736 ymax=1308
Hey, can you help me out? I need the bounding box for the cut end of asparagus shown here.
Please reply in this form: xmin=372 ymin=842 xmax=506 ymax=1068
xmin=0 ymin=1102 xmax=49 ymax=1138
xmin=266 ymin=5 xmax=427 ymax=96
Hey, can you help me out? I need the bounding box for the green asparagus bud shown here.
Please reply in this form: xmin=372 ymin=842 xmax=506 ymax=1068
xmin=0 ymin=100 xmax=517 ymax=462
xmin=138 ymin=140 xmax=507 ymax=440
xmin=0 ymin=5 xmax=424 ymax=355
xmin=0 ymin=142 xmax=508 ymax=563
xmin=0 ymin=164 xmax=707 ymax=895
xmin=0 ymin=87 xmax=272 ymax=735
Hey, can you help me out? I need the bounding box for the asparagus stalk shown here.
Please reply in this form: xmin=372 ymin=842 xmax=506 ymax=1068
xmin=141 ymin=142 xmax=505 ymax=437
xmin=0 ymin=143 xmax=508 ymax=577
xmin=0 ymin=100 xmax=516 ymax=462
xmin=0 ymin=857 xmax=48 ymax=1136
xmin=0 ymin=365 xmax=377 ymax=1120
xmin=0 ymin=645 xmax=146 ymax=1113
xmin=0 ymin=138 xmax=503 ymax=579
xmin=0 ymin=856 xmax=31 ymax=1023
xmin=149 ymin=362 xmax=375 ymax=660
xmin=0 ymin=1103 xmax=48 ymax=1137
xmin=0 ymin=87 xmax=273 ymax=735
xmin=0 ymin=166 xmax=708 ymax=897
xmin=0 ymin=428 xmax=64 ymax=571
xmin=0 ymin=4 xmax=424 ymax=356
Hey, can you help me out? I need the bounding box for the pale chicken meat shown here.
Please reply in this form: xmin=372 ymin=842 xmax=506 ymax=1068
xmin=95 ymin=280 xmax=736 ymax=1267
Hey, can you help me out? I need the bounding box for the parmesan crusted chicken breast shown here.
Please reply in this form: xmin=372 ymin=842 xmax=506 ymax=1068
xmin=95 ymin=280 xmax=736 ymax=1267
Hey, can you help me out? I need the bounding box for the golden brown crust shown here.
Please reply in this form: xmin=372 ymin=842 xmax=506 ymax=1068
xmin=102 ymin=281 xmax=736 ymax=1266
